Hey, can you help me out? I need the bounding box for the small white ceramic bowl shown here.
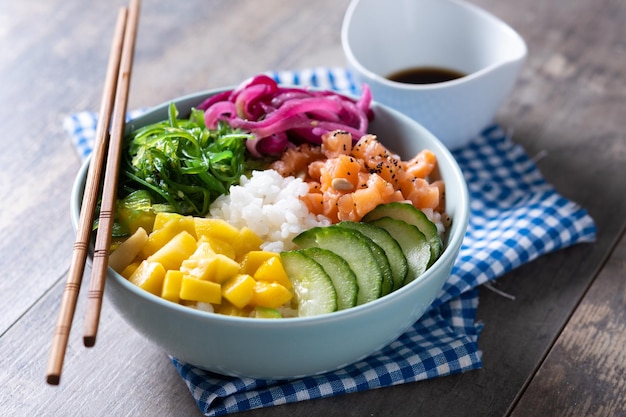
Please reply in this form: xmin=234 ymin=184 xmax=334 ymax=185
xmin=71 ymin=88 xmax=470 ymax=380
xmin=342 ymin=0 xmax=527 ymax=149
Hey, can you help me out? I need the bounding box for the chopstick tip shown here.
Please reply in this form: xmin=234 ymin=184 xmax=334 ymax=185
xmin=46 ymin=374 xmax=61 ymax=386
xmin=84 ymin=335 xmax=97 ymax=348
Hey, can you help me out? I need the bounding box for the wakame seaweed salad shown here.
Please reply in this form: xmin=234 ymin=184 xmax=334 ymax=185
xmin=118 ymin=103 xmax=254 ymax=217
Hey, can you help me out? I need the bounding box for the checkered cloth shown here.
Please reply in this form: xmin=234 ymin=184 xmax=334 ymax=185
xmin=64 ymin=67 xmax=597 ymax=416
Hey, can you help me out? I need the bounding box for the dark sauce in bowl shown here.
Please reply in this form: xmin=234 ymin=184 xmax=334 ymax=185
xmin=387 ymin=66 xmax=466 ymax=84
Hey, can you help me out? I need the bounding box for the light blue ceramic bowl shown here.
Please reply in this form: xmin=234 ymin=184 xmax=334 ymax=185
xmin=71 ymin=88 xmax=469 ymax=379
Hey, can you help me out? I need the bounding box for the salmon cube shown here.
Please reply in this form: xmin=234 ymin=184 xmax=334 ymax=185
xmin=322 ymin=130 xmax=353 ymax=158
xmin=403 ymin=149 xmax=437 ymax=179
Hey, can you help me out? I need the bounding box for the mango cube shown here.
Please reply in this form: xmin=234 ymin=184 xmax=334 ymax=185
xmin=194 ymin=218 xmax=239 ymax=243
xmin=253 ymin=256 xmax=292 ymax=289
xmin=180 ymin=241 xmax=217 ymax=280
xmin=121 ymin=260 xmax=141 ymax=279
xmin=209 ymin=254 xmax=241 ymax=283
xmin=239 ymin=251 xmax=279 ymax=275
xmin=232 ymin=227 xmax=263 ymax=259
xmin=141 ymin=214 xmax=196 ymax=258
xmin=198 ymin=235 xmax=236 ymax=259
xmin=249 ymin=281 xmax=293 ymax=309
xmin=214 ymin=301 xmax=250 ymax=317
xmin=180 ymin=242 xmax=240 ymax=283
xmin=147 ymin=231 xmax=197 ymax=271
xmin=128 ymin=260 xmax=166 ymax=296
xmin=161 ymin=270 xmax=184 ymax=303
xmin=221 ymin=274 xmax=256 ymax=309
xmin=179 ymin=276 xmax=222 ymax=304
xmin=152 ymin=212 xmax=194 ymax=231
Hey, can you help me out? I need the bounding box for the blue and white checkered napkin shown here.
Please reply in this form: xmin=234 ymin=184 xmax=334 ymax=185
xmin=64 ymin=67 xmax=597 ymax=416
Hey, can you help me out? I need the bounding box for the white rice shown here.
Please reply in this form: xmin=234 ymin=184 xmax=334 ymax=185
xmin=208 ymin=169 xmax=331 ymax=252
xmin=420 ymin=208 xmax=446 ymax=236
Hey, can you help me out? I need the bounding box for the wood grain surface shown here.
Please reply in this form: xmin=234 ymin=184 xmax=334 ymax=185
xmin=512 ymin=232 xmax=626 ymax=416
xmin=1 ymin=0 xmax=624 ymax=416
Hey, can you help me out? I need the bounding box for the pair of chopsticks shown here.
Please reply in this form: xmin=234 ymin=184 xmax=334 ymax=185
xmin=46 ymin=0 xmax=141 ymax=386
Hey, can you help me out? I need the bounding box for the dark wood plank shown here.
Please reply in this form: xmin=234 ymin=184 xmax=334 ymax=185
xmin=511 ymin=231 xmax=626 ymax=416
xmin=0 ymin=270 xmax=201 ymax=415
xmin=0 ymin=0 xmax=127 ymax=333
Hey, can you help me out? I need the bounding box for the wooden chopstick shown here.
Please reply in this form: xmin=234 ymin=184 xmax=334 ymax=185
xmin=45 ymin=0 xmax=141 ymax=385
xmin=83 ymin=0 xmax=141 ymax=348
xmin=46 ymin=7 xmax=129 ymax=386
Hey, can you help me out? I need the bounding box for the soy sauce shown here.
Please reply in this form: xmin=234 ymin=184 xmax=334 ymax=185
xmin=387 ymin=66 xmax=466 ymax=85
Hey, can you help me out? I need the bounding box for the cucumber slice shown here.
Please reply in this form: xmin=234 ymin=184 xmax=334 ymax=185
xmin=368 ymin=217 xmax=431 ymax=284
xmin=364 ymin=236 xmax=394 ymax=296
xmin=337 ymin=221 xmax=408 ymax=291
xmin=293 ymin=226 xmax=383 ymax=305
xmin=363 ymin=202 xmax=443 ymax=266
xmin=301 ymin=247 xmax=358 ymax=310
xmin=291 ymin=226 xmax=323 ymax=248
xmin=280 ymin=250 xmax=337 ymax=316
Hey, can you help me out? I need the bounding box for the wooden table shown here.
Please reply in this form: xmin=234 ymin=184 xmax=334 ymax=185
xmin=2 ymin=0 xmax=624 ymax=415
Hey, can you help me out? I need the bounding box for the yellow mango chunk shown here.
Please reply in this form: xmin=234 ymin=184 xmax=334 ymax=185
xmin=232 ymin=227 xmax=263 ymax=260
xmin=152 ymin=212 xmax=192 ymax=231
xmin=180 ymin=241 xmax=217 ymax=280
xmin=253 ymin=256 xmax=292 ymax=289
xmin=128 ymin=260 xmax=166 ymax=296
xmin=249 ymin=281 xmax=293 ymax=309
xmin=147 ymin=231 xmax=197 ymax=270
xmin=214 ymin=301 xmax=251 ymax=317
xmin=141 ymin=214 xmax=196 ymax=258
xmin=180 ymin=242 xmax=240 ymax=283
xmin=121 ymin=260 xmax=141 ymax=279
xmin=198 ymin=235 xmax=236 ymax=259
xmin=109 ymin=227 xmax=149 ymax=273
xmin=239 ymin=251 xmax=279 ymax=275
xmin=179 ymin=276 xmax=222 ymax=304
xmin=161 ymin=270 xmax=184 ymax=303
xmin=221 ymin=274 xmax=256 ymax=309
xmin=194 ymin=218 xmax=239 ymax=243
xmin=209 ymin=255 xmax=241 ymax=283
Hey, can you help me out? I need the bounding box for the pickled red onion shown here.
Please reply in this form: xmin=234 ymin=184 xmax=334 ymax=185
xmin=197 ymin=75 xmax=372 ymax=157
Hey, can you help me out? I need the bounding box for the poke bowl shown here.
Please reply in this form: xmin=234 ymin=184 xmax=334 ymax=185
xmin=71 ymin=76 xmax=469 ymax=379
